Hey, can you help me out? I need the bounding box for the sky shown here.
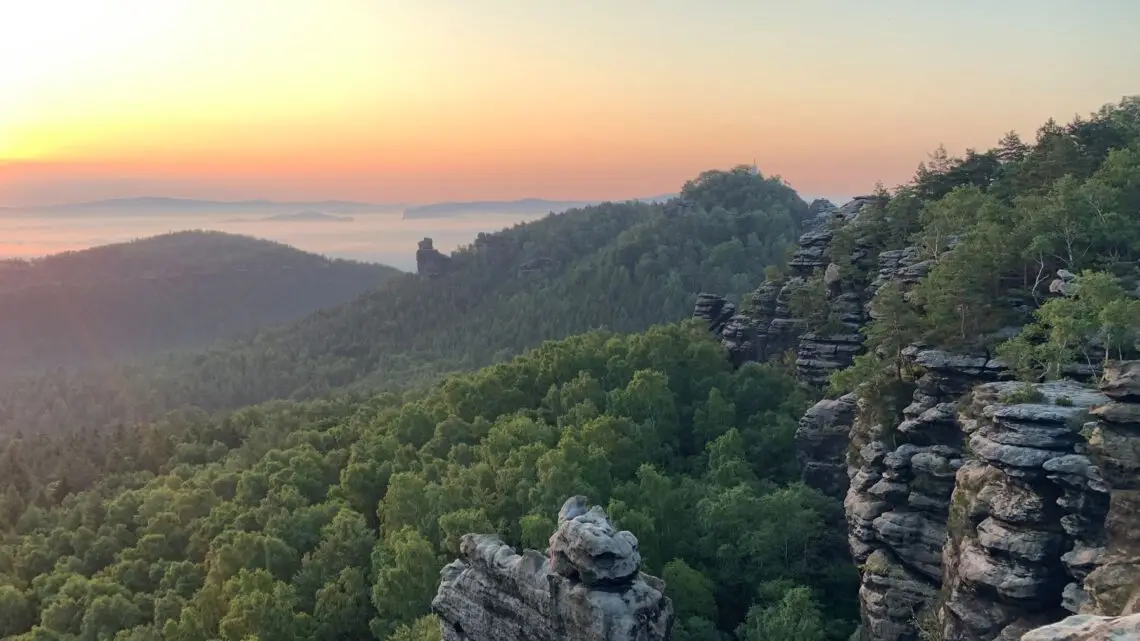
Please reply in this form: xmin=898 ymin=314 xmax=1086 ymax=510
xmin=1 ymin=0 xmax=1138 ymax=207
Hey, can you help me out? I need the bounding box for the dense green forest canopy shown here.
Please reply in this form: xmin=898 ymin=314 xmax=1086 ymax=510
xmin=0 ymin=231 xmax=400 ymax=376
xmin=806 ymin=97 xmax=1140 ymax=408
xmin=0 ymin=323 xmax=856 ymax=641
xmin=0 ymin=167 xmax=806 ymax=450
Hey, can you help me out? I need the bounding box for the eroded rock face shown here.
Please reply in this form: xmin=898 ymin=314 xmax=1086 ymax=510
xmin=846 ymin=348 xmax=1006 ymax=641
xmin=695 ymin=196 xmax=876 ymax=379
xmin=1081 ymin=362 xmax=1140 ymax=618
xmin=1020 ymin=613 xmax=1140 ymax=640
xmin=433 ymin=497 xmax=673 ymax=641
xmin=549 ymin=502 xmax=642 ymax=586
xmin=796 ymin=393 xmax=858 ymax=498
xmin=940 ymin=380 xmax=1111 ymax=641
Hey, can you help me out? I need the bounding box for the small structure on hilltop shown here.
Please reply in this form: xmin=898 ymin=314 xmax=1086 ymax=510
xmin=415 ymin=237 xmax=454 ymax=279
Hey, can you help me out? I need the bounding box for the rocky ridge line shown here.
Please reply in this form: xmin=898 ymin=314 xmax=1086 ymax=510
xmin=693 ymin=195 xmax=1140 ymax=641
xmin=694 ymin=196 xmax=875 ymax=383
xmin=694 ymin=196 xmax=879 ymax=500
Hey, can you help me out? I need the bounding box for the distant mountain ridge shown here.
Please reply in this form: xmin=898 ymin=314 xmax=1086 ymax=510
xmin=0 ymin=166 xmax=808 ymax=437
xmin=11 ymin=194 xmax=680 ymax=217
xmin=29 ymin=197 xmax=394 ymax=214
xmin=401 ymin=194 xmax=677 ymax=219
xmin=0 ymin=230 xmax=400 ymax=375
xmin=223 ymin=211 xmax=356 ymax=223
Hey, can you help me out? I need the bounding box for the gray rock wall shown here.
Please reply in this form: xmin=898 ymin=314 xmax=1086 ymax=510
xmin=844 ymin=348 xmax=1005 ymax=641
xmin=940 ymin=380 xmax=1110 ymax=641
xmin=796 ymin=393 xmax=858 ymax=498
xmin=1081 ymin=362 xmax=1140 ymax=618
xmin=694 ymin=196 xmax=875 ymax=377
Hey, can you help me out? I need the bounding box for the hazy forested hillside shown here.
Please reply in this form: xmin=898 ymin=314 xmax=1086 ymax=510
xmin=0 ymin=324 xmax=857 ymax=641
xmin=0 ymin=167 xmax=807 ymax=440
xmin=0 ymin=231 xmax=400 ymax=375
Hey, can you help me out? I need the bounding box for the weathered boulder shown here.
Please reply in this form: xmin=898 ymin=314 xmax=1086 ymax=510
xmin=433 ymin=498 xmax=672 ymax=641
xmin=1020 ymin=613 xmax=1140 ymax=640
xmin=548 ymin=501 xmax=642 ymax=586
xmin=1099 ymin=361 xmax=1139 ymax=402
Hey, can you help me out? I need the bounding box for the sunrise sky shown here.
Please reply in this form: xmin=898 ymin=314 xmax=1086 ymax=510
xmin=1 ymin=0 xmax=1138 ymax=206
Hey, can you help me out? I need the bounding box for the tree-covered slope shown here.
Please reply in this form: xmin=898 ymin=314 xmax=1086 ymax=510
xmin=0 ymin=167 xmax=808 ymax=438
xmin=801 ymin=96 xmax=1140 ymax=404
xmin=0 ymin=323 xmax=856 ymax=641
xmin=0 ymin=231 xmax=401 ymax=375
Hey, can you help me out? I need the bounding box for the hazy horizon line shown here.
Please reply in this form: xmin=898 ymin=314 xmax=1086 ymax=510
xmin=1 ymin=190 xmax=855 ymax=211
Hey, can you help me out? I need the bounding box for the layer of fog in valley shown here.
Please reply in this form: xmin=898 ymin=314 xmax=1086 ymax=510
xmin=0 ymin=205 xmax=554 ymax=269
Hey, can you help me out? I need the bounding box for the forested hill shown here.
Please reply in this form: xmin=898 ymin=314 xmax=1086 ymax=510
xmin=0 ymin=166 xmax=808 ymax=440
xmin=0 ymin=324 xmax=857 ymax=641
xmin=0 ymin=231 xmax=401 ymax=375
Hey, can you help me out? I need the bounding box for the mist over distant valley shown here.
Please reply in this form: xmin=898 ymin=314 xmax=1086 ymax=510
xmin=0 ymin=205 xmax=554 ymax=270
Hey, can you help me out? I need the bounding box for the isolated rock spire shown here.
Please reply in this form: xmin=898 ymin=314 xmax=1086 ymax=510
xmin=432 ymin=496 xmax=673 ymax=641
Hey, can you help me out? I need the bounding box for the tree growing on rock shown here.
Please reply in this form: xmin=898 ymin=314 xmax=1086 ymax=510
xmin=998 ymin=270 xmax=1140 ymax=380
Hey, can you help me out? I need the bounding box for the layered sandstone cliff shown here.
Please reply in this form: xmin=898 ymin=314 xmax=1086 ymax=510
xmin=694 ymin=196 xmax=875 ymax=380
xmin=695 ymin=195 xmax=1139 ymax=641
xmin=844 ymin=347 xmax=1007 ymax=641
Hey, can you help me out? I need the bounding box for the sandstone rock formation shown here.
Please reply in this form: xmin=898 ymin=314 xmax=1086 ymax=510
xmin=1020 ymin=613 xmax=1140 ymax=640
xmin=940 ymin=380 xmax=1110 ymax=640
xmin=548 ymin=500 xmax=642 ymax=585
xmin=432 ymin=497 xmax=673 ymax=641
xmin=795 ymin=393 xmax=858 ymax=498
xmin=844 ymin=347 xmax=1006 ymax=641
xmin=694 ymin=196 xmax=876 ymax=380
xmin=416 ymin=237 xmax=454 ymax=278
xmin=1081 ymin=362 xmax=1140 ymax=618
xmin=692 ymin=194 xmax=1140 ymax=641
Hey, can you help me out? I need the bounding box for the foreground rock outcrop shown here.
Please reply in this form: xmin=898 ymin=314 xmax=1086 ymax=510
xmin=1021 ymin=613 xmax=1140 ymax=640
xmin=432 ymin=496 xmax=673 ymax=641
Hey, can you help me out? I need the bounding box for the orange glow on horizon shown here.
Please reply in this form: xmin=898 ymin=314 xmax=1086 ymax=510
xmin=2 ymin=0 xmax=1138 ymax=206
